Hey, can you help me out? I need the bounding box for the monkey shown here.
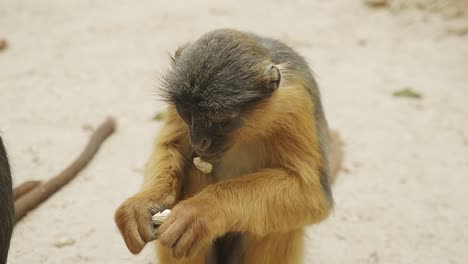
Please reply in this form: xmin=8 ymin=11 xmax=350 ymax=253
xmin=114 ymin=29 xmax=342 ymax=264
xmin=0 ymin=136 xmax=14 ymax=264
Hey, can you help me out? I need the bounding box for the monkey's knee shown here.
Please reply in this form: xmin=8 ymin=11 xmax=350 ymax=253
xmin=156 ymin=241 xmax=209 ymax=264
xmin=243 ymin=229 xmax=304 ymax=264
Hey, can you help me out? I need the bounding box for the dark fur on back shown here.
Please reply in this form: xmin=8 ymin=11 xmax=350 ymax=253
xmin=247 ymin=32 xmax=333 ymax=203
xmin=160 ymin=29 xmax=274 ymax=115
xmin=0 ymin=136 xmax=14 ymax=264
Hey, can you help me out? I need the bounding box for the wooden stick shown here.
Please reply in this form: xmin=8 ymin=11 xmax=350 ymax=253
xmin=14 ymin=117 xmax=116 ymax=223
xmin=0 ymin=38 xmax=7 ymax=51
xmin=13 ymin=180 xmax=41 ymax=201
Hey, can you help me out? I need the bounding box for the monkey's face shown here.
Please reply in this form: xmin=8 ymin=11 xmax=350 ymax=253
xmin=160 ymin=30 xmax=282 ymax=159
xmin=175 ymin=105 xmax=242 ymax=159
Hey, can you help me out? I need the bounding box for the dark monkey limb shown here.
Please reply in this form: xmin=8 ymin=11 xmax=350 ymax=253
xmin=14 ymin=117 xmax=116 ymax=223
xmin=0 ymin=136 xmax=14 ymax=264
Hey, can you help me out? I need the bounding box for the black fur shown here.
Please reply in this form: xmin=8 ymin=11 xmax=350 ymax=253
xmin=0 ymin=136 xmax=14 ymax=264
xmin=206 ymin=233 xmax=244 ymax=264
xmin=161 ymin=29 xmax=274 ymax=115
xmin=247 ymin=32 xmax=334 ymax=204
xmin=160 ymin=29 xmax=280 ymax=158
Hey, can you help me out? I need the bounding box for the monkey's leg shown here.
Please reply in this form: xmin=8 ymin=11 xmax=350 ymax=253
xmin=243 ymin=229 xmax=304 ymax=264
xmin=155 ymin=166 xmax=216 ymax=264
xmin=206 ymin=232 xmax=245 ymax=264
xmin=156 ymin=242 xmax=210 ymax=264
xmin=202 ymin=168 xmax=331 ymax=236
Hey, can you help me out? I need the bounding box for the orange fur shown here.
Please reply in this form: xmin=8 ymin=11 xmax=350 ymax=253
xmin=115 ymin=67 xmax=341 ymax=263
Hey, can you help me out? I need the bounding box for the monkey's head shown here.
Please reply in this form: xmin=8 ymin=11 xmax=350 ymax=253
xmin=160 ymin=29 xmax=281 ymax=160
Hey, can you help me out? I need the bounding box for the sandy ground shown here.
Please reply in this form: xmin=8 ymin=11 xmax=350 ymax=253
xmin=1 ymin=0 xmax=467 ymax=263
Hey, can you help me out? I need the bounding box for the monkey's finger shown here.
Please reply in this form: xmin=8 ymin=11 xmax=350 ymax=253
xmin=172 ymin=224 xmax=198 ymax=259
xmin=120 ymin=218 xmax=146 ymax=254
xmin=135 ymin=207 xmax=156 ymax=243
xmin=155 ymin=211 xmax=177 ymax=238
xmin=137 ymin=219 xmax=156 ymax=243
xmin=158 ymin=217 xmax=189 ymax=249
xmin=114 ymin=206 xmax=146 ymax=254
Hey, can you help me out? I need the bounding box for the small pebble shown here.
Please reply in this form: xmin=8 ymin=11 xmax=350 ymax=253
xmin=53 ymin=238 xmax=76 ymax=248
xmin=364 ymin=0 xmax=389 ymax=8
xmin=0 ymin=39 xmax=7 ymax=51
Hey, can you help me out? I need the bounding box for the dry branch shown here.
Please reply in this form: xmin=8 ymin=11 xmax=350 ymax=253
xmin=14 ymin=117 xmax=116 ymax=223
xmin=13 ymin=180 xmax=41 ymax=201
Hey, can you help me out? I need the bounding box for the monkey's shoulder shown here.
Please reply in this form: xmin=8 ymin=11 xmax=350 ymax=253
xmin=245 ymin=32 xmax=310 ymax=70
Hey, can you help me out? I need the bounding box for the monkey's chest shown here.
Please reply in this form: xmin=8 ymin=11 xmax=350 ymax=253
xmin=212 ymin=143 xmax=267 ymax=180
xmin=181 ymin=143 xmax=267 ymax=198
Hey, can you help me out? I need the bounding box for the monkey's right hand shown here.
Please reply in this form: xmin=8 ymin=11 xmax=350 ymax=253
xmin=114 ymin=191 xmax=175 ymax=254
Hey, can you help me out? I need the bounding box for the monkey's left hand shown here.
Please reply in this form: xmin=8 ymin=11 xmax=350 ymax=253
xmin=156 ymin=194 xmax=228 ymax=259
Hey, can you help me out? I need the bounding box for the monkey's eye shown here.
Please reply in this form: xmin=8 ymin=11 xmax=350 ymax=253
xmin=212 ymin=116 xmax=230 ymax=123
xmin=210 ymin=112 xmax=238 ymax=124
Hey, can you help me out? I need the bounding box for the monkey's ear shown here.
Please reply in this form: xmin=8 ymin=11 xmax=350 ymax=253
xmin=263 ymin=64 xmax=281 ymax=92
xmin=170 ymin=43 xmax=189 ymax=64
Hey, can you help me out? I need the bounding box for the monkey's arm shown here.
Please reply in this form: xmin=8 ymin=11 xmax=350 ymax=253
xmin=207 ymin=117 xmax=333 ymax=235
xmin=138 ymin=106 xmax=190 ymax=201
xmin=156 ymin=138 xmax=332 ymax=258
xmin=205 ymin=166 xmax=331 ymax=236
xmin=115 ymin=105 xmax=190 ymax=254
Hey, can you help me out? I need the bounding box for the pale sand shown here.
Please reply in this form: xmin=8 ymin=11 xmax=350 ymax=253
xmin=1 ymin=1 xmax=467 ymax=263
